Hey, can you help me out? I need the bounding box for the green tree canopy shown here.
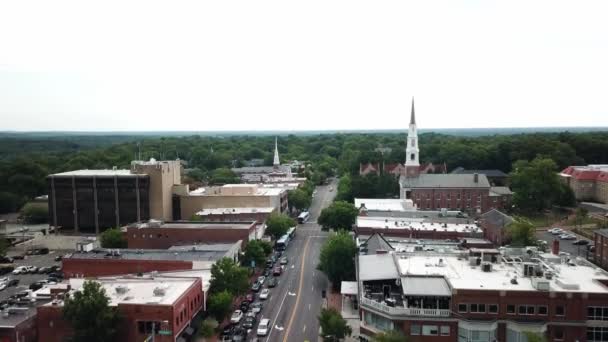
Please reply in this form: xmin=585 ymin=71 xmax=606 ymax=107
xmin=210 ymin=257 xmax=250 ymax=295
xmin=100 ymin=228 xmax=127 ymax=248
xmin=63 ymin=280 xmax=120 ymax=342
xmin=507 ymin=217 xmax=537 ymax=246
xmin=197 ymin=318 xmax=218 ymax=340
xmin=374 ymin=330 xmax=410 ymax=342
xmin=510 ymin=157 xmax=564 ymax=212
xmin=265 ymin=213 xmax=295 ymax=240
xmin=288 ymin=189 xmax=312 ymax=212
xmin=207 ymin=290 xmax=234 ymax=321
xmin=0 ymin=191 xmax=23 ymax=214
xmin=318 ymin=308 xmax=352 ymax=341
xmin=524 ymin=332 xmax=547 ymax=342
xmin=242 ymin=240 xmax=268 ymax=268
xmin=21 ymin=203 xmax=48 ymax=224
xmin=0 ymin=238 xmax=8 ymax=257
xmin=318 ymin=231 xmax=357 ymax=290
xmin=318 ymin=201 xmax=358 ymax=231
xmin=209 ymin=168 xmax=240 ymax=185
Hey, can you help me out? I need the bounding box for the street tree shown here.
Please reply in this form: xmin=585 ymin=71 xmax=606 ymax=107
xmin=374 ymin=330 xmax=410 ymax=342
xmin=210 ymin=257 xmax=250 ymax=295
xmin=197 ymin=318 xmax=218 ymax=341
xmin=507 ymin=217 xmax=537 ymax=246
xmin=63 ymin=280 xmax=120 ymax=342
xmin=242 ymin=240 xmax=267 ymax=268
xmin=288 ymin=189 xmax=312 ymax=212
xmin=318 ymin=231 xmax=357 ymax=290
xmin=318 ymin=201 xmax=358 ymax=231
xmin=318 ymin=308 xmax=352 ymax=341
xmin=265 ymin=213 xmax=295 ymax=240
xmin=207 ymin=290 xmax=234 ymax=321
xmin=100 ymin=228 xmax=127 ymax=248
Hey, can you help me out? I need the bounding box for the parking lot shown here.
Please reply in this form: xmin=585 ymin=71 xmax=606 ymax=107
xmin=0 ymin=248 xmax=69 ymax=301
xmin=536 ymin=230 xmax=593 ymax=258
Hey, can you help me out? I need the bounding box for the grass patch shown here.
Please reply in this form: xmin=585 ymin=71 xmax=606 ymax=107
xmin=520 ymin=213 xmax=563 ymax=228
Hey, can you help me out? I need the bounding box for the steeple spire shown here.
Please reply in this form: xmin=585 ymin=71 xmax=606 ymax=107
xmin=273 ymin=137 xmax=280 ymax=168
xmin=410 ymin=97 xmax=416 ymax=125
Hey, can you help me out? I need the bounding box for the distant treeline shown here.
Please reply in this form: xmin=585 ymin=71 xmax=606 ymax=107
xmin=0 ymin=131 xmax=607 ymax=213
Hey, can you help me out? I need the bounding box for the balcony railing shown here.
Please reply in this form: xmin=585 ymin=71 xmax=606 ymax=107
xmin=360 ymin=297 xmax=451 ymax=317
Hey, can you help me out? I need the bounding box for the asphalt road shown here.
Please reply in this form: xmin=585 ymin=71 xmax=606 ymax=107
xmin=256 ymin=179 xmax=336 ymax=342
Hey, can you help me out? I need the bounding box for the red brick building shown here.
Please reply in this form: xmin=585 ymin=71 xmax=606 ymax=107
xmin=560 ymin=165 xmax=608 ymax=204
xmin=0 ymin=306 xmax=38 ymax=342
xmin=594 ymin=229 xmax=608 ymax=270
xmin=62 ymin=245 xmax=240 ymax=279
xmin=125 ymin=221 xmax=257 ymax=249
xmin=194 ymin=207 xmax=275 ymax=225
xmin=37 ymin=276 xmax=203 ymax=342
xmin=356 ymin=245 xmax=608 ymax=342
xmin=355 ymin=216 xmax=483 ymax=240
xmin=479 ymin=209 xmax=514 ymax=246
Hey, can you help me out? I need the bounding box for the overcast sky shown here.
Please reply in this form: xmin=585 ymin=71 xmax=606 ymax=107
xmin=1 ymin=1 xmax=607 ymax=132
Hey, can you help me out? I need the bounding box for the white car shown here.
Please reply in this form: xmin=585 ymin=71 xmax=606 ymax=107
xmin=550 ymin=228 xmax=563 ymax=235
xmin=257 ymin=318 xmax=270 ymax=336
xmin=0 ymin=282 xmax=7 ymax=291
xmin=259 ymin=288 xmax=270 ymax=300
xmin=12 ymin=266 xmax=28 ymax=275
xmin=230 ymin=310 xmax=243 ymax=324
xmin=257 ymin=276 xmax=266 ymax=285
xmin=559 ymin=234 xmax=576 ymax=240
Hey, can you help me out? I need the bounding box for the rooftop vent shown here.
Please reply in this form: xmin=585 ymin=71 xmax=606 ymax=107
xmin=153 ymin=287 xmax=167 ymax=297
xmin=115 ymin=285 xmax=129 ymax=295
xmin=482 ymin=262 xmax=493 ymax=272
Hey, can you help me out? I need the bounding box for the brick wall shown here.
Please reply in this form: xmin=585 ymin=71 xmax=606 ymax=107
xmin=409 ymin=188 xmax=507 ymax=216
xmin=126 ymin=226 xmax=253 ymax=249
xmin=62 ymin=258 xmax=193 ymax=278
xmin=355 ymin=227 xmax=481 ymax=240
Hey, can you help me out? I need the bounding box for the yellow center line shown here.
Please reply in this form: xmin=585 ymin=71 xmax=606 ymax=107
xmin=282 ymin=237 xmax=310 ymax=342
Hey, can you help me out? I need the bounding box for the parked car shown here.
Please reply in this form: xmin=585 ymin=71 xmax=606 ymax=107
xmin=0 ymin=282 xmax=7 ymax=291
xmin=251 ymin=282 xmax=261 ymax=292
xmin=7 ymin=279 xmax=19 ymax=287
xmin=0 ymin=256 xmax=13 ymax=263
xmin=231 ymin=328 xmax=247 ymax=342
xmin=549 ymin=228 xmax=563 ymax=235
xmin=273 ymin=266 xmax=282 ymax=276
xmin=257 ymin=276 xmax=266 ymax=285
xmin=12 ymin=266 xmax=28 ymax=275
xmin=266 ymin=259 xmax=274 ymax=268
xmin=263 ymin=268 xmax=271 ymax=277
xmin=250 ymin=302 xmax=263 ymax=315
xmin=29 ymin=282 xmax=44 ymax=291
xmin=0 ymin=266 xmax=15 ymax=275
xmin=230 ymin=310 xmax=243 ymax=324
xmin=267 ymin=277 xmax=278 ymax=288
xmin=242 ymin=316 xmax=256 ymax=329
xmin=54 ymin=255 xmax=63 ymax=262
xmin=240 ymin=300 xmax=250 ymax=312
xmin=280 ymin=257 xmax=288 ymax=265
xmin=11 ymin=255 xmax=25 ymax=260
xmin=37 ymin=267 xmax=51 ymax=274
xmin=573 ymin=239 xmax=590 ymax=245
xmin=559 ymin=234 xmax=576 ymax=240
xmin=27 ymin=266 xmax=38 ymax=274
xmin=221 ymin=325 xmax=234 ymax=339
xmin=48 ymin=272 xmax=63 ymax=279
xmin=257 ymin=318 xmax=270 ymax=336
xmin=259 ymin=289 xmax=270 ymax=300
xmin=245 ymin=293 xmax=254 ymax=303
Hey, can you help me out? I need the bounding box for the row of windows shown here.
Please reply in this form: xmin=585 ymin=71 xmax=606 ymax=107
xmin=175 ymin=294 xmax=203 ymax=327
xmin=415 ymin=193 xmax=482 ymax=200
xmin=411 ymin=324 xmax=450 ymax=336
xmin=458 ymin=303 xmax=559 ymax=316
xmin=588 ymin=327 xmax=608 ymax=342
xmin=589 ymin=306 xmax=608 ymax=321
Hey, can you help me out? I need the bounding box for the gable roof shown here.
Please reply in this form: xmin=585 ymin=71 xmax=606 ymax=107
xmin=480 ymin=209 xmax=514 ymax=228
xmin=451 ymin=169 xmax=508 ymax=178
xmin=362 ymin=233 xmax=394 ymax=253
xmin=400 ymin=173 xmax=491 ymax=189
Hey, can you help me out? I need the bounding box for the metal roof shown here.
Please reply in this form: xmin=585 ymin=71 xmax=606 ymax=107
xmin=341 ymin=281 xmax=358 ymax=295
xmin=401 ymin=276 xmax=451 ymax=296
xmin=358 ymin=253 xmax=398 ymax=281
xmin=400 ymin=173 xmax=491 ymax=189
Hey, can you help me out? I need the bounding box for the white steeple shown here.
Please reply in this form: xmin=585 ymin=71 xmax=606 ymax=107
xmin=273 ymin=137 xmax=280 ymax=168
xmin=405 ymin=97 xmax=419 ymax=167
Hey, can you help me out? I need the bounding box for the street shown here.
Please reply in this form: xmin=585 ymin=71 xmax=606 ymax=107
xmin=256 ymin=179 xmax=336 ymax=342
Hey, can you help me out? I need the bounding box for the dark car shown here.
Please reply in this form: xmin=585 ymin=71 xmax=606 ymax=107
xmin=11 ymin=255 xmax=25 ymax=260
xmin=7 ymin=279 xmax=19 ymax=287
xmin=221 ymin=325 xmax=234 ymax=339
xmin=263 ymin=268 xmax=271 ymax=277
xmin=267 ymin=277 xmax=278 ymax=288
xmin=250 ymin=301 xmax=263 ymax=314
xmin=240 ymin=300 xmax=250 ymax=312
xmin=273 ymin=267 xmax=282 ymax=276
xmin=573 ymin=239 xmax=590 ymax=245
xmin=0 ymin=266 xmax=15 ymax=275
xmin=48 ymin=272 xmax=63 ymax=279
xmin=265 ymin=259 xmax=274 ymax=268
xmin=0 ymin=256 xmax=13 ymax=263
xmin=47 ymin=277 xmax=60 ymax=283
xmin=251 ymin=282 xmax=261 ymax=292
xmin=54 ymin=255 xmax=63 ymax=262
xmin=29 ymin=282 xmax=44 ymax=291
xmin=231 ymin=328 xmax=247 ymax=342
xmin=37 ymin=267 xmax=50 ymax=274
xmin=242 ymin=316 xmax=256 ymax=329
xmin=246 ymin=293 xmax=254 ymax=303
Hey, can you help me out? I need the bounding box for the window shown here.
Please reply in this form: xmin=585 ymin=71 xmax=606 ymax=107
xmin=588 ymin=307 xmax=608 ymax=321
xmin=458 ymin=304 xmax=467 ymax=313
xmin=440 ymin=326 xmax=450 ymax=336
xmin=554 ymin=327 xmax=564 ymax=341
xmin=538 ymin=306 xmax=548 ymax=315
xmin=478 ymin=304 xmax=486 ymax=313
xmin=422 ymin=325 xmax=438 ymax=336
xmin=410 ymin=153 xmax=415 ymax=161
xmin=587 ymin=327 xmax=608 ymax=342
xmin=556 ymin=305 xmax=565 ymax=316
xmin=470 ymin=304 xmax=479 ymax=313
xmin=518 ymin=305 xmax=535 ymax=315
xmin=457 ymin=193 xmax=461 ymax=200
xmin=447 ymin=194 xmax=451 ymax=200
xmin=489 ymin=304 xmax=498 ymax=314
xmin=364 ymin=312 xmax=394 ymax=332
xmin=507 ymin=304 xmax=515 ymax=314
xmin=411 ymin=324 xmax=421 ymax=336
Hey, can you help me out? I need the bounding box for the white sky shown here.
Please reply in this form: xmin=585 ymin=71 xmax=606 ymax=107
xmin=1 ymin=0 xmax=607 ymax=131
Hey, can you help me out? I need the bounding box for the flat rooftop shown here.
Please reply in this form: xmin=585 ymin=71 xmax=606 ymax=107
xmin=128 ymin=221 xmax=254 ymax=230
xmin=65 ymin=247 xmax=234 ymax=262
xmin=188 ymin=185 xmax=284 ymax=196
xmin=356 ymin=216 xmax=482 ymax=234
xmin=49 ymin=169 xmax=145 ymax=177
xmin=196 ymin=207 xmax=275 ymax=216
xmin=355 ymin=198 xmax=416 ymax=212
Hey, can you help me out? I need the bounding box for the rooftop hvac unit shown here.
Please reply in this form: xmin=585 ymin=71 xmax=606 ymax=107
xmin=115 ymin=285 xmax=129 ymax=295
xmin=523 ymin=263 xmax=536 ymax=277
xmin=153 ymin=287 xmax=167 ymax=297
xmin=482 ymin=262 xmax=493 ymax=272
xmin=544 ymin=271 xmax=554 ymax=280
xmin=469 ymin=258 xmax=478 ymax=266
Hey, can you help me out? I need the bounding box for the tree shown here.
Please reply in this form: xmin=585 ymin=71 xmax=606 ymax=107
xmin=555 ymin=183 xmax=576 ymax=207
xmin=510 ymin=158 xmax=563 ymax=212
xmin=575 ymin=207 xmax=589 ymax=228
xmin=20 ymin=203 xmax=48 ymax=224
xmin=259 ymin=240 xmax=273 ymax=255
xmin=524 ymin=332 xmax=547 ymax=342
xmin=507 ymin=217 xmax=537 ymax=246
xmin=63 ymin=280 xmax=120 ymax=342
xmin=318 ymin=231 xmax=357 ymax=290
xmin=209 ymin=168 xmax=239 ymax=185
xmin=0 ymin=192 xmax=22 ymax=214
xmin=265 ymin=213 xmax=295 ymax=240
xmin=197 ymin=318 xmax=218 ymax=341
xmin=100 ymin=228 xmax=127 ymax=248
xmin=0 ymin=238 xmax=8 ymax=257
xmin=207 ymin=290 xmax=234 ymax=321
xmin=242 ymin=240 xmax=267 ymax=269
xmin=318 ymin=308 xmax=352 ymax=341
xmin=374 ymin=330 xmax=410 ymax=342
xmin=318 ymin=201 xmax=358 ymax=231
xmin=288 ymin=189 xmax=312 ymax=212
xmin=210 ymin=257 xmax=250 ymax=295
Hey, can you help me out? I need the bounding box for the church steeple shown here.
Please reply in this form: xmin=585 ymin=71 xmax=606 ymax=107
xmin=405 ymin=97 xmax=420 ymax=175
xmin=273 ymin=137 xmax=280 ymax=169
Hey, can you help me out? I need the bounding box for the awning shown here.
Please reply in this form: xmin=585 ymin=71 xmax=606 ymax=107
xmin=506 ymin=322 xmax=547 ymax=333
xmin=401 ymin=277 xmax=451 ymax=297
xmin=341 ymin=281 xmax=358 ymax=295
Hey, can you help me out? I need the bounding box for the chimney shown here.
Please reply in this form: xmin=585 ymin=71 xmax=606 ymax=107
xmin=473 ymin=173 xmax=479 ymax=183
xmin=552 ymin=239 xmax=560 ymax=255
